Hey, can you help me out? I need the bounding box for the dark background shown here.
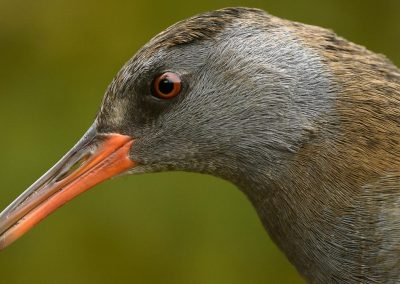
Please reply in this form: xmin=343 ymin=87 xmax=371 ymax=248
xmin=0 ymin=1 xmax=399 ymax=283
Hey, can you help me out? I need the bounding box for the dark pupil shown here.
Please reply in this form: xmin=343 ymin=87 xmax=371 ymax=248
xmin=158 ymin=78 xmax=174 ymax=94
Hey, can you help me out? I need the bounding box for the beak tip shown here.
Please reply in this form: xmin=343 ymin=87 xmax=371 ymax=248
xmin=0 ymin=235 xmax=7 ymax=251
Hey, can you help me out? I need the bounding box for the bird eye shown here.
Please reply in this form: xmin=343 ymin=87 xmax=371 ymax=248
xmin=152 ymin=72 xmax=181 ymax=99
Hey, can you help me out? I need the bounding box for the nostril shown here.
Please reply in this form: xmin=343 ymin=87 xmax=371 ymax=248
xmin=55 ymin=153 xmax=92 ymax=182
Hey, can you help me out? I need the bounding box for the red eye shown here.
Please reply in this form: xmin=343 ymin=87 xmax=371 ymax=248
xmin=152 ymin=72 xmax=182 ymax=99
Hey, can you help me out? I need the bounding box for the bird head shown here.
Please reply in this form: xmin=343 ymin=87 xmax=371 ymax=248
xmin=0 ymin=7 xmax=332 ymax=250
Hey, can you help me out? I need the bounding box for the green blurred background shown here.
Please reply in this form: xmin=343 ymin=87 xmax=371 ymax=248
xmin=0 ymin=1 xmax=399 ymax=283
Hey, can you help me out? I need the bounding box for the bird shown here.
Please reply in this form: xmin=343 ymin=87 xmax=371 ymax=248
xmin=1 ymin=6 xmax=400 ymax=283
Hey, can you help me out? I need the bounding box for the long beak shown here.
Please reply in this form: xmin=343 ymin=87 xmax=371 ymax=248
xmin=0 ymin=126 xmax=135 ymax=250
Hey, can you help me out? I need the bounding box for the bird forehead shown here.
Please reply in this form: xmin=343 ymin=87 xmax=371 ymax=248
xmin=110 ymin=7 xmax=270 ymax=78
xmin=104 ymin=8 xmax=275 ymax=97
xmin=139 ymin=7 xmax=266 ymax=52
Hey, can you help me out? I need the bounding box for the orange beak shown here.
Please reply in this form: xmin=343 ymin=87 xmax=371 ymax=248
xmin=0 ymin=126 xmax=135 ymax=250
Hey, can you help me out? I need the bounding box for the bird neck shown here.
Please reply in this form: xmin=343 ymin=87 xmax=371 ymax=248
xmin=224 ymin=20 xmax=400 ymax=283
xmin=231 ymin=69 xmax=400 ymax=282
xmin=234 ymin=142 xmax=400 ymax=283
